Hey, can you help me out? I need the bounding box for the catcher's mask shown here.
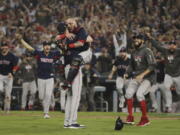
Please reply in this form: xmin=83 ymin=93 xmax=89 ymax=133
xmin=57 ymin=22 xmax=67 ymax=34
xmin=114 ymin=117 xmax=124 ymax=130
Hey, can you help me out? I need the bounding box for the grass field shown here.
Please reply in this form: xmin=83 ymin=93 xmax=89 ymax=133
xmin=0 ymin=111 xmax=179 ymax=135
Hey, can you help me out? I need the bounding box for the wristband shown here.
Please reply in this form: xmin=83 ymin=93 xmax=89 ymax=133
xmin=68 ymin=43 xmax=75 ymax=48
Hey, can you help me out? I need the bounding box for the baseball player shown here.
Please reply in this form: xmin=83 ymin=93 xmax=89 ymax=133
xmin=148 ymin=52 xmax=166 ymax=112
xmin=18 ymin=52 xmax=37 ymax=110
xmin=124 ymin=34 xmax=156 ymax=126
xmin=108 ymin=47 xmax=130 ymax=110
xmin=0 ymin=42 xmax=19 ymax=113
xmin=18 ymin=35 xmax=61 ymax=118
xmin=56 ymin=18 xmax=92 ymax=128
xmin=81 ymin=63 xmax=99 ymax=111
xmin=149 ymin=36 xmax=180 ymax=112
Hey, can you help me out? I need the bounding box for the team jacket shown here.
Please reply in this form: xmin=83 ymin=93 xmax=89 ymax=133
xmin=151 ymin=40 xmax=180 ymax=77
xmin=33 ymin=50 xmax=61 ymax=79
xmin=69 ymin=27 xmax=89 ymax=53
xmin=113 ymin=56 xmax=129 ymax=77
xmin=0 ymin=52 xmax=19 ymax=75
xmin=18 ymin=59 xmax=36 ymax=82
xmin=126 ymin=45 xmax=156 ymax=83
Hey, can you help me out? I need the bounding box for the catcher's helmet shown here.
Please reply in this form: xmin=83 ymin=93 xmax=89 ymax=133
xmin=114 ymin=117 xmax=124 ymax=130
xmin=57 ymin=22 xmax=67 ymax=34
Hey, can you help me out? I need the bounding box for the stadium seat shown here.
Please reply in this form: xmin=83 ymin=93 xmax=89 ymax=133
xmin=94 ymin=86 xmax=108 ymax=112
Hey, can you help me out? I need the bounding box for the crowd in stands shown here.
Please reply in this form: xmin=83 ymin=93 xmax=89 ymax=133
xmin=0 ymin=0 xmax=180 ymax=112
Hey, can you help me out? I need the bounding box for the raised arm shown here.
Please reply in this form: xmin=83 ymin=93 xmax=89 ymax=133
xmin=150 ymin=39 xmax=166 ymax=53
xmin=146 ymin=33 xmax=166 ymax=53
xmin=16 ymin=34 xmax=34 ymax=51
xmin=20 ymin=39 xmax=35 ymax=51
xmin=86 ymin=35 xmax=93 ymax=43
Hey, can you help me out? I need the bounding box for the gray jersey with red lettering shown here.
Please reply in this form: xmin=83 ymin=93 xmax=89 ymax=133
xmin=126 ymin=45 xmax=156 ymax=83
xmin=151 ymin=40 xmax=180 ymax=77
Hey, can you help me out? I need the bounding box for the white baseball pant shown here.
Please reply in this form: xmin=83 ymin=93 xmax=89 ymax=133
xmin=50 ymin=93 xmax=55 ymax=109
xmin=79 ymin=48 xmax=92 ymax=64
xmin=0 ymin=74 xmax=13 ymax=111
xmin=60 ymin=89 xmax=66 ymax=111
xmin=163 ymin=74 xmax=180 ymax=108
xmin=64 ymin=48 xmax=92 ymax=125
xmin=149 ymin=83 xmax=166 ymax=110
xmin=37 ymin=78 xmax=54 ymax=114
xmin=64 ymin=65 xmax=82 ymax=125
xmin=116 ymin=77 xmax=129 ymax=108
xmin=125 ymin=79 xmax=151 ymax=101
xmin=21 ymin=80 xmax=37 ymax=109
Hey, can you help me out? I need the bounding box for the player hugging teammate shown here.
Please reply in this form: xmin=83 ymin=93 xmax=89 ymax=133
xmin=55 ymin=18 xmax=93 ymax=128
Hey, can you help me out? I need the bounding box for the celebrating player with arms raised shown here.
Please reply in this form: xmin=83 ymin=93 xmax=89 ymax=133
xmin=17 ymin=34 xmax=61 ymax=118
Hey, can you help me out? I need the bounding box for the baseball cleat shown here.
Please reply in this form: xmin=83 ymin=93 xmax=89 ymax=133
xmin=124 ymin=115 xmax=135 ymax=125
xmin=149 ymin=107 xmax=157 ymax=113
xmin=165 ymin=107 xmax=172 ymax=113
xmin=68 ymin=124 xmax=86 ymax=129
xmin=64 ymin=125 xmax=69 ymax=128
xmin=137 ymin=116 xmax=150 ymax=126
xmin=44 ymin=114 xmax=50 ymax=119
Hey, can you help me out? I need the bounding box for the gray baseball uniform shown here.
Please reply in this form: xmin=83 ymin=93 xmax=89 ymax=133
xmin=151 ymin=40 xmax=180 ymax=110
xmin=18 ymin=59 xmax=37 ymax=109
xmin=125 ymin=45 xmax=156 ymax=101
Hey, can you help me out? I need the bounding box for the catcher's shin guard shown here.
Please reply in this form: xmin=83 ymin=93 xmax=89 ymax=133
xmin=66 ymin=66 xmax=79 ymax=83
xmin=66 ymin=55 xmax=83 ymax=83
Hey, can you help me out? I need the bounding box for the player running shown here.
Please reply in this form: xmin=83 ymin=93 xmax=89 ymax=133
xmin=18 ymin=52 xmax=37 ymax=110
xmin=0 ymin=42 xmax=19 ymax=113
xmin=108 ymin=47 xmax=130 ymax=110
xmin=124 ymin=34 xmax=156 ymax=126
xmin=17 ymin=34 xmax=61 ymax=118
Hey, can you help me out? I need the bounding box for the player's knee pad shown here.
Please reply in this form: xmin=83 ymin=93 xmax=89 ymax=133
xmin=136 ymin=92 xmax=145 ymax=102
